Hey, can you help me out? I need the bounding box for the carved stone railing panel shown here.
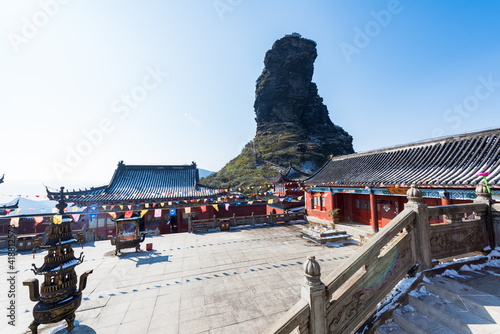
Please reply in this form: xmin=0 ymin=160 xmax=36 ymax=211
xmin=324 ymin=209 xmax=415 ymax=297
xmin=430 ymin=220 xmax=488 ymax=259
xmin=326 ymin=232 xmax=416 ymax=334
xmin=427 ymin=203 xmax=489 ymax=259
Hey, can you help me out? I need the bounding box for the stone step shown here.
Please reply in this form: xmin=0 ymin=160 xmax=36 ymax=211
xmin=393 ymin=304 xmax=459 ymax=334
xmin=408 ymin=290 xmax=494 ymax=334
xmin=424 ymin=277 xmax=500 ymax=323
xmin=375 ymin=320 xmax=411 ymax=334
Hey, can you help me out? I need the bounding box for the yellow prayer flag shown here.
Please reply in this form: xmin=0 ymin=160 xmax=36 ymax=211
xmin=248 ymin=201 xmax=253 ymax=205
xmin=212 ymin=204 xmax=219 ymax=211
xmin=140 ymin=210 xmax=148 ymax=218
xmin=16 ymin=209 xmax=22 ymax=214
xmin=161 ymin=202 xmax=165 ymax=207
xmin=268 ymin=199 xmax=273 ymax=204
xmin=109 ymin=212 xmax=117 ymax=219
xmin=53 ymin=215 xmax=62 ymax=224
xmin=72 ymin=207 xmax=78 ymax=212
xmin=119 ymin=205 xmax=123 ymax=210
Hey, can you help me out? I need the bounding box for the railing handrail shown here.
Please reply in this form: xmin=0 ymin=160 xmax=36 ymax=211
xmin=324 ymin=208 xmax=416 ymax=297
xmin=427 ymin=202 xmax=488 ymax=216
xmin=263 ymin=299 xmax=310 ymax=334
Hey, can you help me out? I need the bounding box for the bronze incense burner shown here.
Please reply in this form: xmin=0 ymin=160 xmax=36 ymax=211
xmin=108 ymin=217 xmax=145 ymax=255
xmin=23 ymin=187 xmax=92 ymax=334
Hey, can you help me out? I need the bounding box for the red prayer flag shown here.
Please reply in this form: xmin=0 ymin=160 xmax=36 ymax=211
xmin=201 ymin=205 xmax=207 ymax=213
xmin=124 ymin=211 xmax=133 ymax=219
xmin=34 ymin=217 xmax=44 ymax=225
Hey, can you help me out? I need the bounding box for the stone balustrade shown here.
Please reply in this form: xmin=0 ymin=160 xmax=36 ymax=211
xmin=188 ymin=211 xmax=305 ymax=233
xmin=265 ymin=183 xmax=497 ymax=334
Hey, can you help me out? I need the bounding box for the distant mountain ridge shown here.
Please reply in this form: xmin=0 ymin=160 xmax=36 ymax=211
xmin=202 ymin=33 xmax=354 ymax=192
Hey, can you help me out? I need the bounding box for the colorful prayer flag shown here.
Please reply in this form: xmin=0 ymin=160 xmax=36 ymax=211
xmin=53 ymin=215 xmax=62 ymax=225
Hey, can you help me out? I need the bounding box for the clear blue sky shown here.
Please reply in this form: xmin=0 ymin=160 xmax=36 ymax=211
xmin=1 ymin=0 xmax=500 ymax=197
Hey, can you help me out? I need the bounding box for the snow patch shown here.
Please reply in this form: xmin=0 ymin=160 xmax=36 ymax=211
xmin=409 ymin=285 xmax=427 ymax=298
xmin=438 ymin=269 xmax=469 ymax=279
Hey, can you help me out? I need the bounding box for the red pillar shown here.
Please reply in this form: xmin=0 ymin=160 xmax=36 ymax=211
xmin=370 ymin=192 xmax=379 ymax=232
xmin=441 ymin=192 xmax=451 ymax=223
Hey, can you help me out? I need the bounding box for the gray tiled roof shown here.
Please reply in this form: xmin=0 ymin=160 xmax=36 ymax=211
xmin=266 ymin=165 xmax=310 ymax=183
xmin=47 ymin=162 xmax=223 ymax=203
xmin=306 ymin=128 xmax=500 ymax=187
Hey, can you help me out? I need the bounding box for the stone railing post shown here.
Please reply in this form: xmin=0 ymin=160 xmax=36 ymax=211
xmin=301 ymin=256 xmax=326 ymax=334
xmin=404 ymin=184 xmax=432 ymax=270
xmin=233 ymin=213 xmax=237 ymax=227
xmin=188 ymin=215 xmax=192 ymax=233
xmin=269 ymin=213 xmax=273 ymax=225
xmin=285 ymin=211 xmax=289 ymax=223
xmin=474 ymin=183 xmax=495 ymax=248
xmin=251 ymin=212 xmax=255 ymax=226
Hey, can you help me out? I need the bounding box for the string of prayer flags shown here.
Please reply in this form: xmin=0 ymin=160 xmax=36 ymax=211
xmin=140 ymin=210 xmax=148 ymax=218
xmin=124 ymin=211 xmax=133 ymax=219
xmin=53 ymin=215 xmax=62 ymax=225
xmin=34 ymin=217 xmax=44 ymax=225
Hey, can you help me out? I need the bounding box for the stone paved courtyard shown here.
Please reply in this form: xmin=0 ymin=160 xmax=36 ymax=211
xmin=1 ymin=223 xmax=359 ymax=334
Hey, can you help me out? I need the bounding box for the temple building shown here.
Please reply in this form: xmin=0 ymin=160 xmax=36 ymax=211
xmin=46 ymin=161 xmax=228 ymax=238
xmin=305 ymin=128 xmax=500 ymax=232
xmin=266 ymin=163 xmax=310 ymax=197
